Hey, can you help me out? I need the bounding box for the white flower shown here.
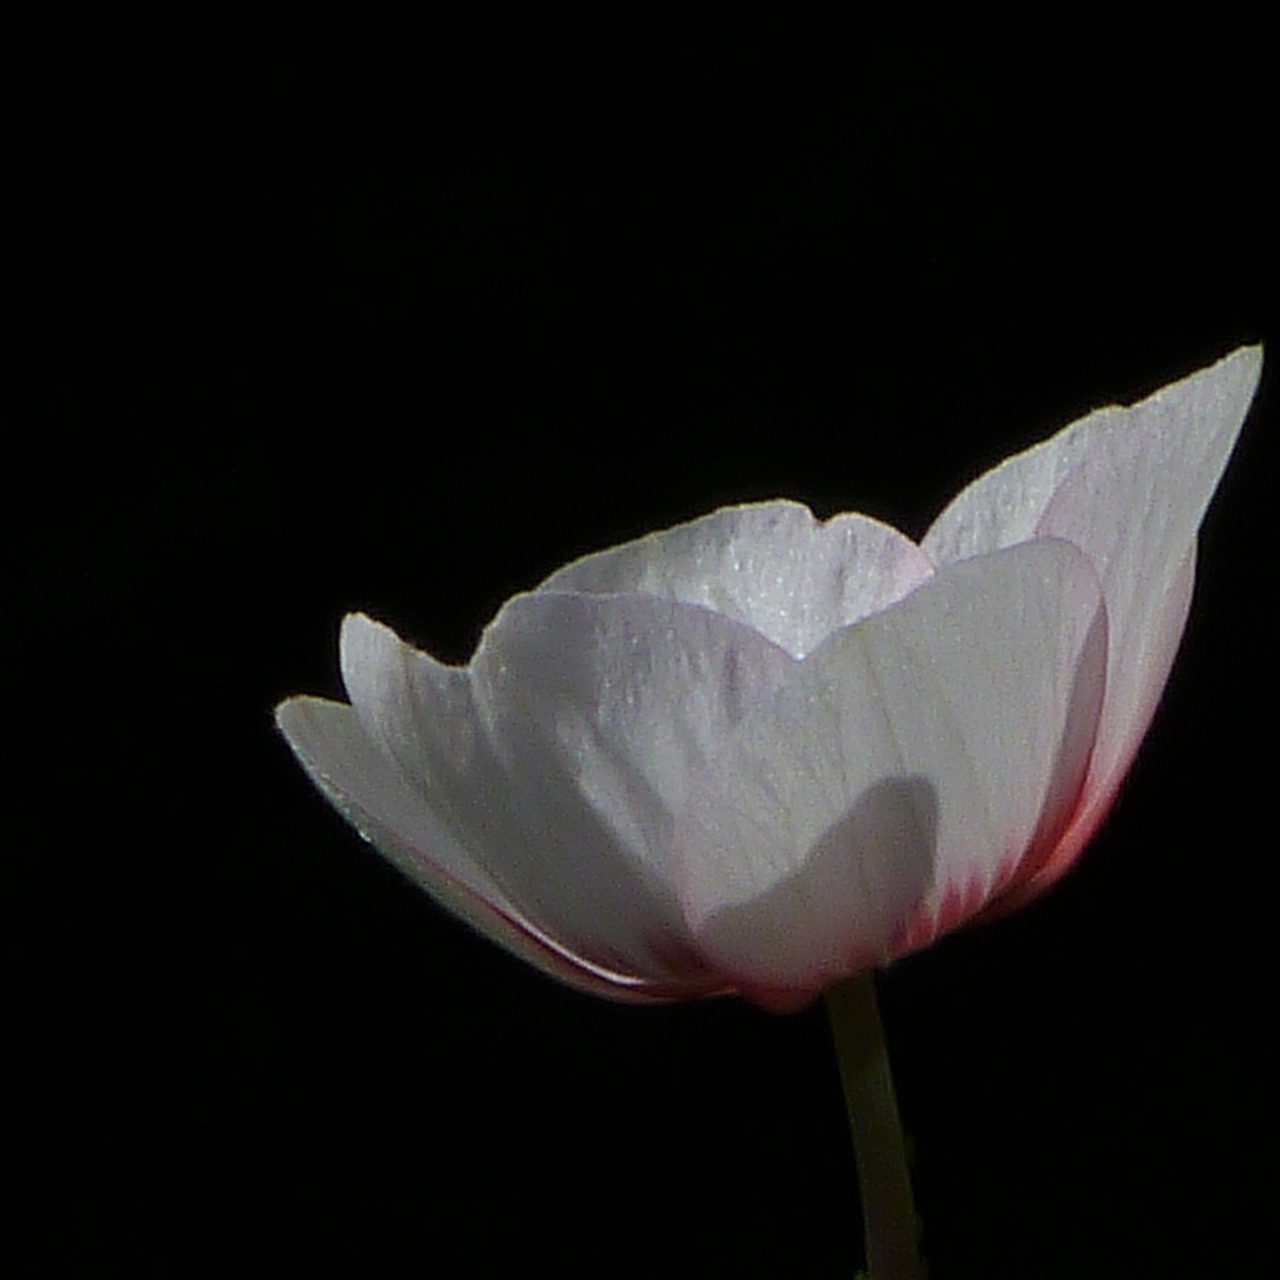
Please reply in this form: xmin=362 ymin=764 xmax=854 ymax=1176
xmin=277 ymin=348 xmax=1260 ymax=1011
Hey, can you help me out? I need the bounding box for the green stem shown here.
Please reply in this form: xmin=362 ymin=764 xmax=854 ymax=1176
xmin=825 ymin=974 xmax=924 ymax=1280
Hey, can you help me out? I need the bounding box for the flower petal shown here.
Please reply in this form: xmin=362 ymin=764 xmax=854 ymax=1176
xmin=337 ymin=601 xmax=796 ymax=999
xmin=274 ymin=695 xmax=677 ymax=1001
xmin=923 ymin=346 xmax=1259 ymax=901
xmin=538 ymin=500 xmax=934 ymax=658
xmin=922 ymin=348 xmax=1259 ymax=568
xmin=673 ymin=538 xmax=1108 ymax=1008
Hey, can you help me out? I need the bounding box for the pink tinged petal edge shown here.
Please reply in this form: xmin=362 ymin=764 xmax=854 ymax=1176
xmin=537 ymin=499 xmax=935 ymax=659
xmin=982 ymin=543 xmax=1196 ymax=916
xmin=924 ymin=346 xmax=1260 ymax=906
xmin=275 ymin=696 xmax=704 ymax=1002
xmin=672 ymin=538 xmax=1108 ymax=1011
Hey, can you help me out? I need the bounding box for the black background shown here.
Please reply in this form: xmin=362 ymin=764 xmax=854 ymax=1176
xmin=6 ymin=10 xmax=1276 ymax=1277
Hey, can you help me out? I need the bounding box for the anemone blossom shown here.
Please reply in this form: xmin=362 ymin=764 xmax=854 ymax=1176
xmin=276 ymin=348 xmax=1259 ymax=1012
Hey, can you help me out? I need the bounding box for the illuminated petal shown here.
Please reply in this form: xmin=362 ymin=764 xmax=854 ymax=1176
xmin=675 ymin=538 xmax=1107 ymax=1006
xmin=275 ymin=695 xmax=674 ymax=1001
xmin=539 ymin=500 xmax=934 ymax=658
xmin=923 ymin=347 xmax=1259 ymax=900
xmin=336 ymin=600 xmax=795 ymax=997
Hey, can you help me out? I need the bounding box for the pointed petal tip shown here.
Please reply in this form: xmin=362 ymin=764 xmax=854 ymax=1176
xmin=272 ymin=694 xmax=298 ymax=731
xmin=273 ymin=692 xmax=317 ymax=733
xmin=1230 ymin=340 xmax=1263 ymax=368
xmin=1202 ymin=340 xmax=1261 ymax=388
xmin=339 ymin=610 xmax=382 ymax=645
xmin=339 ymin=610 xmax=414 ymax=679
xmin=273 ymin=692 xmax=348 ymax=744
xmin=1155 ymin=342 xmax=1263 ymax=407
xmin=1234 ymin=342 xmax=1264 ymax=395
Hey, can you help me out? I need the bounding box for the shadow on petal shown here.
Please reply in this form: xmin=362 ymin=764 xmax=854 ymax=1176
xmin=691 ymin=776 xmax=939 ymax=1012
xmin=967 ymin=592 xmax=1110 ymax=926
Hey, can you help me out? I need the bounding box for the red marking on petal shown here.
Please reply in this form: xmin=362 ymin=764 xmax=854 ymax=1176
xmin=979 ymin=770 xmax=1125 ymax=920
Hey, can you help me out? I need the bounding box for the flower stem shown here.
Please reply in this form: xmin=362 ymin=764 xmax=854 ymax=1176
xmin=825 ymin=974 xmax=924 ymax=1280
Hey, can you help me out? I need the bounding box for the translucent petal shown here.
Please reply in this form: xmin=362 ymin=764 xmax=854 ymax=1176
xmin=985 ymin=542 xmax=1195 ymax=913
xmin=674 ymin=539 xmax=1108 ymax=1005
xmin=275 ymin=695 xmax=681 ymax=1002
xmin=336 ymin=601 xmax=796 ymax=996
xmin=922 ymin=346 xmax=1259 ymax=827
xmin=539 ymin=500 xmax=934 ymax=658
